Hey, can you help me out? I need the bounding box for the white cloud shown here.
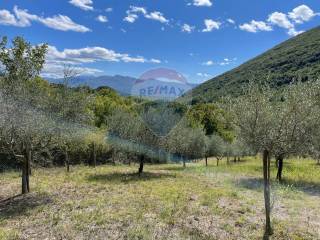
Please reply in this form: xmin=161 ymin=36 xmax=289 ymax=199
xmin=227 ymin=18 xmax=235 ymax=24
xmin=39 ymin=15 xmax=90 ymax=32
xmin=288 ymin=5 xmax=317 ymax=24
xmin=287 ymin=28 xmax=304 ymax=37
xmin=124 ymin=6 xmax=145 ymax=23
xmin=145 ymin=11 xmax=169 ymax=23
xmin=0 ymin=6 xmax=90 ymax=32
xmin=105 ymin=8 xmax=113 ymax=12
xmin=202 ymin=19 xmax=221 ymax=32
xmin=124 ymin=6 xmax=169 ymax=24
xmin=197 ymin=73 xmax=211 ymax=78
xmin=47 ymin=45 xmax=122 ymax=63
xmin=124 ymin=14 xmax=138 ymax=23
xmin=220 ymin=58 xmax=233 ymax=66
xmin=202 ymin=60 xmax=214 ymax=66
xmin=42 ymin=63 xmax=103 ymax=79
xmin=239 ymin=20 xmax=272 ymax=33
xmin=239 ymin=5 xmax=319 ymax=37
xmin=121 ymin=55 xmax=146 ymax=63
xmin=44 ymin=45 xmax=161 ymax=77
xmin=69 ymin=0 xmax=93 ymax=11
xmin=193 ymin=0 xmax=212 ymax=7
xmin=0 ymin=9 xmax=29 ymax=26
xmin=47 ymin=45 xmax=159 ymax=64
xmin=181 ymin=23 xmax=195 ymax=33
xmin=130 ymin=6 xmax=147 ymax=15
xmin=267 ymin=6 xmax=318 ymax=37
xmin=268 ymin=12 xmax=293 ymax=29
xmin=150 ymin=58 xmax=161 ymax=64
xmin=96 ymin=15 xmax=108 ymax=23
xmin=201 ymin=58 xmax=236 ymax=67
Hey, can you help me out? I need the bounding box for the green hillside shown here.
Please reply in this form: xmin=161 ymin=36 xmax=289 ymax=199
xmin=185 ymin=26 xmax=320 ymax=103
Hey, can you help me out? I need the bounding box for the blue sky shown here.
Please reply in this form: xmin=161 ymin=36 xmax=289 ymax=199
xmin=0 ymin=0 xmax=319 ymax=83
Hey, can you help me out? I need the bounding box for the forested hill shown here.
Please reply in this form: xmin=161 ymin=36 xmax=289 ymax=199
xmin=183 ymin=26 xmax=320 ymax=103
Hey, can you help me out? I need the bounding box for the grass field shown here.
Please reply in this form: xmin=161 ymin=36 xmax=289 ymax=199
xmin=0 ymin=157 xmax=320 ymax=240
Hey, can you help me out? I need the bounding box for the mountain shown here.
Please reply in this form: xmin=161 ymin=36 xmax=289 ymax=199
xmin=183 ymin=26 xmax=320 ymax=103
xmin=48 ymin=75 xmax=198 ymax=97
xmin=48 ymin=75 xmax=138 ymax=95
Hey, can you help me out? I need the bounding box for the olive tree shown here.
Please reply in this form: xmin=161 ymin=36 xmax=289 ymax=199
xmin=187 ymin=103 xmax=234 ymax=166
xmin=85 ymin=128 xmax=109 ymax=167
xmin=165 ymin=119 xmax=206 ymax=167
xmin=0 ymin=89 xmax=59 ymax=193
xmin=107 ymin=109 xmax=156 ymax=175
xmin=228 ymin=82 xmax=317 ymax=238
xmin=307 ymin=81 xmax=320 ymax=165
xmin=50 ymin=66 xmax=92 ymax=172
xmin=0 ymin=36 xmax=48 ymax=194
xmin=204 ymin=135 xmax=225 ymax=166
xmin=309 ymin=131 xmax=320 ymax=165
xmin=225 ymin=138 xmax=251 ymax=163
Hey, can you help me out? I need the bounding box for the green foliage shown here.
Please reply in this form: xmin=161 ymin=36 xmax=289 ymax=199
xmin=0 ymin=36 xmax=47 ymax=96
xmin=187 ymin=103 xmax=234 ymax=142
xmin=229 ymin=81 xmax=320 ymax=157
xmin=135 ymin=100 xmax=188 ymax=137
xmin=165 ymin=119 xmax=206 ymax=160
xmin=90 ymin=88 xmax=136 ymax=127
xmin=204 ymin=135 xmax=225 ymax=158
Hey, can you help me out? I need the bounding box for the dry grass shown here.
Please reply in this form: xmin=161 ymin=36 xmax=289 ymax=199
xmin=0 ymin=157 xmax=320 ymax=239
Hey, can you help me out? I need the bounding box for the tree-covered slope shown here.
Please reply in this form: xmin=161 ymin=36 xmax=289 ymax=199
xmin=185 ymin=26 xmax=320 ymax=103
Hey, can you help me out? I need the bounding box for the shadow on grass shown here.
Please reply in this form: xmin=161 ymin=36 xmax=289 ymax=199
xmin=159 ymin=164 xmax=223 ymax=172
xmin=235 ymin=177 xmax=264 ymax=191
xmin=159 ymin=165 xmax=198 ymax=171
xmin=235 ymin=177 xmax=320 ymax=196
xmin=86 ymin=171 xmax=177 ymax=184
xmin=0 ymin=192 xmax=52 ymax=220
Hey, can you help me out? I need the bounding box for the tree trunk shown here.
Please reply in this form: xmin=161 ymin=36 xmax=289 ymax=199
xmin=112 ymin=149 xmax=116 ymax=165
xmin=182 ymin=156 xmax=186 ymax=168
xmin=167 ymin=152 xmax=171 ymax=162
xmin=276 ymin=155 xmax=284 ymax=182
xmin=227 ymin=155 xmax=230 ymax=165
xmin=138 ymin=155 xmax=144 ymax=176
xmin=234 ymin=156 xmax=236 ymax=162
xmin=263 ymin=149 xmax=273 ymax=238
xmin=216 ymin=157 xmax=220 ymax=166
xmin=92 ymin=142 xmax=97 ymax=167
xmin=317 ymin=159 xmax=320 ymax=165
xmin=238 ymin=157 xmax=241 ymax=162
xmin=205 ymin=156 xmax=208 ymax=167
xmin=65 ymin=150 xmax=70 ymax=172
xmin=22 ymin=160 xmax=28 ymax=194
xmin=22 ymin=147 xmax=31 ymax=194
xmin=29 ymin=151 xmax=33 ymax=176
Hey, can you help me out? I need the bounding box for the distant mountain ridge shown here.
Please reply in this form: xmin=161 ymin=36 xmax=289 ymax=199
xmin=47 ymin=75 xmax=137 ymax=95
xmin=47 ymin=75 xmax=198 ymax=96
xmin=182 ymin=26 xmax=320 ymax=103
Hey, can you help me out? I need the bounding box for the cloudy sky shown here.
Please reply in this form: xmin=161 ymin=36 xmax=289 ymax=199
xmin=0 ymin=0 xmax=319 ymax=82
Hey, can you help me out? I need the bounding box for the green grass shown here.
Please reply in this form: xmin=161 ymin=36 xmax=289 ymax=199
xmin=0 ymin=157 xmax=320 ymax=239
